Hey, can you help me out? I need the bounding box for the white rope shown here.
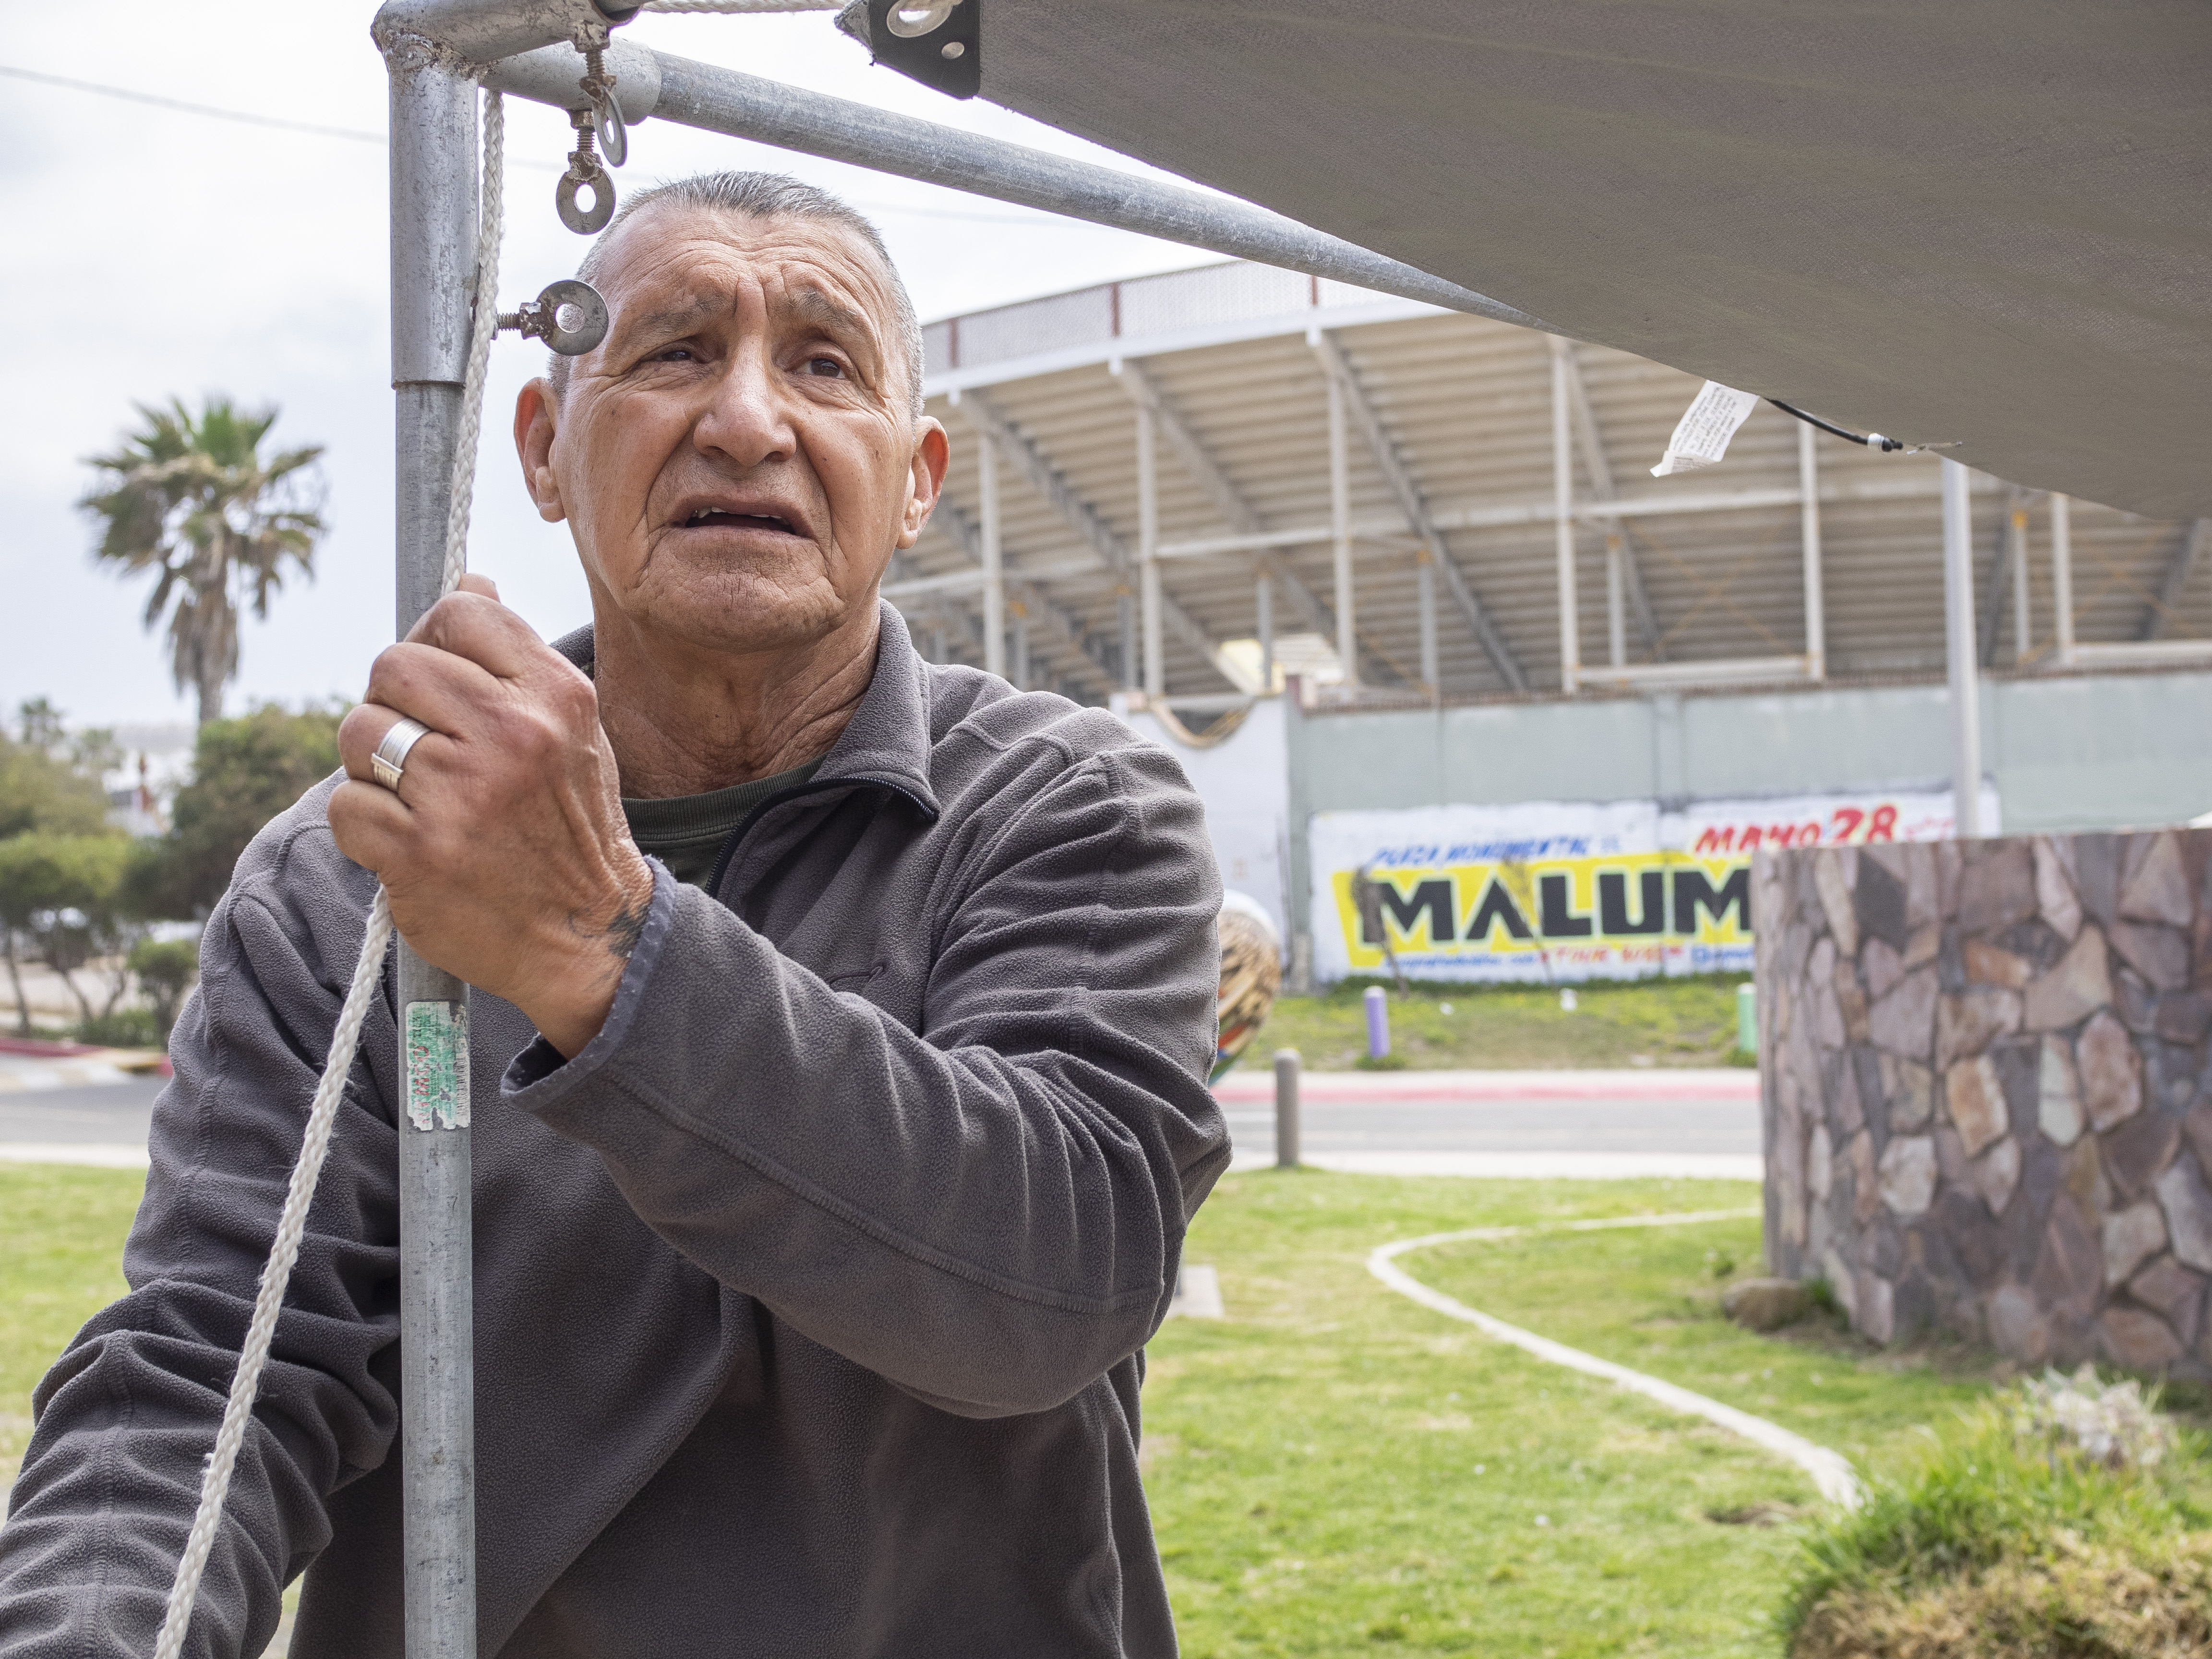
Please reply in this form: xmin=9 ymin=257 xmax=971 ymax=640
xmin=442 ymin=90 xmax=504 ymax=598
xmin=152 ymin=89 xmax=505 ymax=1659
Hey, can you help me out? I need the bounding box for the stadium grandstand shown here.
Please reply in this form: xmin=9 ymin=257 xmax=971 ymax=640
xmin=889 ymin=259 xmax=2208 ymax=712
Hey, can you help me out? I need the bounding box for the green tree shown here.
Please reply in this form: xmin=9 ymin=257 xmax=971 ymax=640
xmin=0 ymin=723 xmax=111 ymax=841
xmin=131 ymin=703 xmax=345 ymax=920
xmin=0 ymin=833 xmax=133 ymax=1034
xmin=80 ymin=397 xmax=326 ymax=726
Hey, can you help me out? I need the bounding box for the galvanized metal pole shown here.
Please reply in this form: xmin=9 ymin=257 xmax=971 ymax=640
xmin=2051 ymin=493 xmax=2077 ymax=667
xmin=1941 ymin=458 xmax=1984 ymax=839
xmin=1550 ymin=337 xmax=1580 ymax=694
xmin=634 ymin=54 xmax=1547 ymax=333
xmin=1799 ymin=419 xmax=1826 ymax=681
xmin=384 ymin=35 xmax=477 ymax=1659
xmin=978 ymin=433 xmax=1005 ymax=679
xmin=1326 ymin=374 xmax=1355 ymax=689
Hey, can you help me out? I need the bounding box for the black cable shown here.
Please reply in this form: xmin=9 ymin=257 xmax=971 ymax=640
xmin=1766 ymin=398 xmax=1905 ymax=452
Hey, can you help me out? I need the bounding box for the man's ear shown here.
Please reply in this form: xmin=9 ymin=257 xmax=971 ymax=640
xmin=516 ymin=379 xmax=567 ymax=525
xmin=896 ymin=417 xmax=951 ymax=550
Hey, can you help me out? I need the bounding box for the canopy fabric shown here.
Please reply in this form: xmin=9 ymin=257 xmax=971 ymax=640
xmin=974 ymin=2 xmax=2212 ymax=520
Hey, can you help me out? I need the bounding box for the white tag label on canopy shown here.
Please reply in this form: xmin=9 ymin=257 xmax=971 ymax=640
xmin=1651 ymin=381 xmax=1761 ymax=476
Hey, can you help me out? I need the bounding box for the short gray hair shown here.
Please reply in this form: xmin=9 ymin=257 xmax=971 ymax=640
xmin=548 ymin=171 xmax=924 ymax=418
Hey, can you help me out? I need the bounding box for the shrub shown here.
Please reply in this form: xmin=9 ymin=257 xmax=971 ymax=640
xmin=128 ymin=934 xmax=199 ymax=1048
xmin=74 ymin=1008 xmax=161 ymax=1050
xmin=1783 ymin=1371 xmax=2212 ymax=1657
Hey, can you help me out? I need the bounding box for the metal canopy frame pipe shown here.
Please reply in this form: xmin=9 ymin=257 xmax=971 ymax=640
xmin=376 ymin=6 xmax=508 ymax=1654
xmin=387 ymin=0 xmax=1551 ymax=344
xmin=640 ymin=53 xmax=1545 ymax=330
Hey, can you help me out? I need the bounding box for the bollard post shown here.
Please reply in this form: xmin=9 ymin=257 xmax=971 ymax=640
xmin=1364 ymin=985 xmax=1390 ymax=1059
xmin=1273 ymin=1048 xmax=1301 ymax=1169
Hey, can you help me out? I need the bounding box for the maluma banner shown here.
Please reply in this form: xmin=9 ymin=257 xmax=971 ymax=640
xmin=1311 ymin=788 xmax=1993 ymax=984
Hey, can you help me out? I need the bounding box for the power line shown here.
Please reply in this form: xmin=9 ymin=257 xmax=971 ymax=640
xmin=0 ymin=60 xmax=1088 ymax=227
xmin=0 ymin=63 xmax=386 ymax=144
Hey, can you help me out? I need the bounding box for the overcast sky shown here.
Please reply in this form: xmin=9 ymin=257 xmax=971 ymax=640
xmin=0 ymin=3 xmax=1222 ymax=732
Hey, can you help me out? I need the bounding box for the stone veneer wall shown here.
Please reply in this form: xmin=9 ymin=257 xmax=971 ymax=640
xmin=1755 ymin=831 xmax=2212 ymax=1378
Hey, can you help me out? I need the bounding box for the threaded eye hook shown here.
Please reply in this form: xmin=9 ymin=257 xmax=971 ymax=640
xmin=554 ymin=26 xmax=622 ymax=233
xmin=557 ymin=107 xmax=614 ymax=234
xmin=497 ymin=279 xmax=609 ymax=356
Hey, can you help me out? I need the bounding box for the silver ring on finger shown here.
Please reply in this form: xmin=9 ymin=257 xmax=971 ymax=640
xmin=370 ymin=717 xmax=434 ymax=793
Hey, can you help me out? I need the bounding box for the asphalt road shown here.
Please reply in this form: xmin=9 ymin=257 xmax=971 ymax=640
xmin=0 ymin=1068 xmax=1764 ymax=1178
xmin=1210 ymin=1068 xmax=1762 ymax=1177
xmin=0 ymin=1073 xmax=164 ymax=1146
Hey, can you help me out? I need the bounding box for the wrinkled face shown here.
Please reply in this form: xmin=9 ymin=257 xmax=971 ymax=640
xmin=518 ymin=205 xmax=946 ymax=657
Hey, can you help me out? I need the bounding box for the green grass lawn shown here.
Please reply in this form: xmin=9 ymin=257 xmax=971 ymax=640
xmin=1254 ymin=975 xmax=1751 ymax=1072
xmin=1146 ymin=1171 xmax=2028 ymax=1657
xmin=3 ymin=1164 xmax=2120 ymax=1658
xmin=0 ymin=1164 xmax=141 ymax=1490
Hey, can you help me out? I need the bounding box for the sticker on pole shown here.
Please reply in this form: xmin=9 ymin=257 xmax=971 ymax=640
xmin=404 ymin=1000 xmax=469 ymax=1131
xmin=1651 ymin=381 xmax=1761 ymax=476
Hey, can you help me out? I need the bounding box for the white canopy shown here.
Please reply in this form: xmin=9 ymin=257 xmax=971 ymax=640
xmin=968 ymin=1 xmax=2211 ymax=519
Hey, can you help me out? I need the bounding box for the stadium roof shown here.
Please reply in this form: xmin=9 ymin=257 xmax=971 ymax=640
xmin=891 ymin=261 xmax=2207 ymax=705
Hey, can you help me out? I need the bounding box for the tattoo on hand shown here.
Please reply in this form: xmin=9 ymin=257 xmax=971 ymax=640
xmin=572 ymin=896 xmax=649 ymax=967
xmin=601 ymin=898 xmax=649 ymax=962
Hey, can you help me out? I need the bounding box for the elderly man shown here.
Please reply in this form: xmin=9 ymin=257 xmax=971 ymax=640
xmin=0 ymin=172 xmax=1228 ymax=1658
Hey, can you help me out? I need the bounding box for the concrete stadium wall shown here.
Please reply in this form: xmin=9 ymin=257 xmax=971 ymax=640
xmin=1283 ymin=670 xmax=2212 ymax=959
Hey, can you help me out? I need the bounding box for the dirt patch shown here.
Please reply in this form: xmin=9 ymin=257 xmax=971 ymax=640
xmin=1707 ymin=1500 xmax=1804 ymax=1527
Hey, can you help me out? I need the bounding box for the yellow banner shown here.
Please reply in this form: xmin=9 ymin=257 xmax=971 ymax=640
xmin=1331 ymin=850 xmax=1752 ymax=976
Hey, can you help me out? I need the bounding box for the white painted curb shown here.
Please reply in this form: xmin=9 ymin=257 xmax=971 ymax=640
xmin=1368 ymin=1209 xmax=1863 ymax=1508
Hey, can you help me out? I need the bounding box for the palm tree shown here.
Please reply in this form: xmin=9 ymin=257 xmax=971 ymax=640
xmin=81 ymin=398 xmax=326 ymax=726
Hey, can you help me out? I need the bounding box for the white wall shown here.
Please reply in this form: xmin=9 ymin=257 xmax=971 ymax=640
xmin=1112 ymin=696 xmax=1291 ymax=952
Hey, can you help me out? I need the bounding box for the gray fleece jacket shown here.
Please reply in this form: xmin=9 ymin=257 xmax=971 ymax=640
xmin=0 ymin=606 xmax=1228 ymax=1658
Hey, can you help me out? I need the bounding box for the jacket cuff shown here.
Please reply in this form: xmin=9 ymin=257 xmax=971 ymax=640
xmin=503 ymin=858 xmax=678 ymax=1096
